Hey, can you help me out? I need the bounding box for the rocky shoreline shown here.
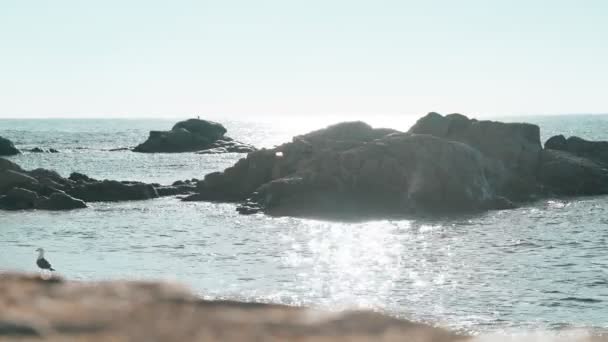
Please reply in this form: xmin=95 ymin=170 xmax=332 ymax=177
xmin=0 ymin=158 xmax=196 ymax=211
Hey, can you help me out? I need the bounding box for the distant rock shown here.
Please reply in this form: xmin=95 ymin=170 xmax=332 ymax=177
xmin=0 ymin=136 xmax=20 ymax=156
xmin=27 ymin=147 xmax=60 ymax=153
xmin=133 ymin=118 xmax=256 ymax=153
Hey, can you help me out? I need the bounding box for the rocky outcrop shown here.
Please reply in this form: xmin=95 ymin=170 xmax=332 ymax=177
xmin=408 ymin=112 xmax=542 ymax=199
xmin=538 ymin=149 xmax=608 ymax=195
xmin=0 ymin=136 xmax=20 ymax=156
xmin=545 ymin=135 xmax=608 ymax=166
xmin=0 ymin=158 xmax=197 ymax=211
xmin=0 ymin=273 xmax=468 ymax=342
xmin=186 ymin=120 xmax=513 ymax=217
xmin=133 ymin=118 xmax=256 ymax=153
xmin=186 ymin=113 xmax=608 ymax=217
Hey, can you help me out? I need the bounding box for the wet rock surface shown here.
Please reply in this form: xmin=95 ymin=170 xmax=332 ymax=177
xmin=133 ymin=118 xmax=256 ymax=153
xmin=0 ymin=273 xmax=468 ymax=342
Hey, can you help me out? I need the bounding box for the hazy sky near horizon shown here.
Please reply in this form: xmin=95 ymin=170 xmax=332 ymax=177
xmin=1 ymin=0 xmax=607 ymax=118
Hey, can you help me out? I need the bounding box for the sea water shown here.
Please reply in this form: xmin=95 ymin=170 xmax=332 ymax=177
xmin=1 ymin=114 xmax=607 ymax=335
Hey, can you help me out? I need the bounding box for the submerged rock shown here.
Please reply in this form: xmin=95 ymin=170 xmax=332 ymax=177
xmin=133 ymin=118 xmax=256 ymax=153
xmin=0 ymin=136 xmax=20 ymax=156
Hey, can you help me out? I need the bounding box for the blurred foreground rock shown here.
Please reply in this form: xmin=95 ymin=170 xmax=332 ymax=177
xmin=0 ymin=273 xmax=467 ymax=342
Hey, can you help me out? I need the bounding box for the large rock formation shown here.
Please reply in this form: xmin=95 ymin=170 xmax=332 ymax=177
xmin=185 ymin=113 xmax=608 ymax=217
xmin=0 ymin=158 xmax=197 ymax=211
xmin=408 ymin=112 xmax=543 ymax=200
xmin=0 ymin=273 xmax=468 ymax=342
xmin=0 ymin=136 xmax=20 ymax=156
xmin=185 ymin=120 xmax=514 ymax=217
xmin=133 ymin=118 xmax=256 ymax=153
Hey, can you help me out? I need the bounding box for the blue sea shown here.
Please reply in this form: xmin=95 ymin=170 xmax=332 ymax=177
xmin=1 ymin=114 xmax=608 ymax=336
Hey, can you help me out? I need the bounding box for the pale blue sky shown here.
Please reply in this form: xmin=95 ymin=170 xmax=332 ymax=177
xmin=1 ymin=0 xmax=607 ymax=118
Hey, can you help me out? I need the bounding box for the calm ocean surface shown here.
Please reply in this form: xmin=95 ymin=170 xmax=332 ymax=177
xmin=1 ymin=115 xmax=608 ymax=334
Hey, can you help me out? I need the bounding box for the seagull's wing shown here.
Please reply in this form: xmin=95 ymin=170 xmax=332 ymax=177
xmin=37 ymin=258 xmax=52 ymax=269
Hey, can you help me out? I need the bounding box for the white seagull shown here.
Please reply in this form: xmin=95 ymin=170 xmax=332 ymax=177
xmin=35 ymin=248 xmax=55 ymax=272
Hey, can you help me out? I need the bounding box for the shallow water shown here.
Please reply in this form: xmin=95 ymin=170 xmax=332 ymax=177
xmin=1 ymin=115 xmax=608 ymax=334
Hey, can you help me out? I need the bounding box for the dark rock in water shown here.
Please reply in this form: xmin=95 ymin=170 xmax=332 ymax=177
xmin=108 ymin=147 xmax=131 ymax=152
xmin=544 ymin=135 xmax=608 ymax=166
xmin=0 ymin=187 xmax=39 ymax=210
xmin=0 ymin=136 xmax=20 ymax=156
xmin=187 ymin=120 xmax=512 ymax=217
xmin=1 ymin=159 xmax=188 ymax=211
xmin=68 ymin=180 xmax=159 ymax=202
xmin=27 ymin=147 xmax=59 ymax=153
xmin=35 ymin=192 xmax=87 ymax=210
xmin=0 ymin=170 xmax=38 ymax=193
xmin=538 ymin=149 xmax=608 ymax=195
xmin=133 ymin=118 xmax=256 ymax=153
